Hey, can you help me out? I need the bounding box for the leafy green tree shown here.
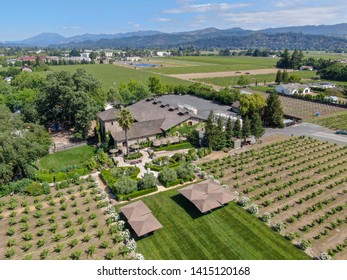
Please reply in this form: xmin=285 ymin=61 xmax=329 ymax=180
xmin=0 ymin=106 xmax=50 ymax=184
xmin=290 ymin=49 xmax=304 ymax=69
xmin=287 ymin=73 xmax=301 ymax=83
xmin=263 ymin=93 xmax=284 ymax=128
xmin=276 ymin=49 xmax=291 ymax=68
xmin=225 ymin=117 xmax=234 ymax=148
xmin=69 ymin=49 xmax=80 ymax=57
xmin=176 ymin=163 xmax=194 ymax=180
xmin=239 ymin=93 xmax=266 ymax=116
xmin=158 ymin=167 xmax=177 ymax=186
xmin=251 ymin=113 xmax=265 ymax=140
xmin=113 ymin=177 xmax=137 ymax=195
xmin=275 ymin=70 xmax=282 ymax=84
xmin=148 ymin=76 xmax=162 ymax=94
xmin=116 ymin=109 xmax=134 ymax=156
xmin=138 ymin=173 xmax=157 ymax=190
xmin=233 ymin=118 xmax=242 ymax=139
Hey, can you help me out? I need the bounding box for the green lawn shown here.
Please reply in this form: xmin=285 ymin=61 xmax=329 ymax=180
xmin=132 ymin=188 xmax=310 ymax=260
xmin=44 ymin=64 xmax=192 ymax=90
xmin=306 ymin=110 xmax=347 ymax=130
xmin=194 ymin=71 xmax=318 ymax=86
xmin=147 ymin=56 xmax=279 ymax=75
xmin=39 ymin=145 xmax=95 ymax=170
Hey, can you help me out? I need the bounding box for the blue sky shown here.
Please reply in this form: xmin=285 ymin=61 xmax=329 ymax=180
xmin=1 ymin=0 xmax=347 ymax=40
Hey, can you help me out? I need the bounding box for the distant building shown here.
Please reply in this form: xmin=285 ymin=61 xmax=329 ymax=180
xmin=231 ymin=101 xmax=241 ymax=114
xmin=125 ymin=56 xmax=142 ymax=62
xmin=4 ymin=77 xmax=12 ymax=83
xmin=308 ymin=82 xmax=336 ymax=89
xmin=104 ymin=52 xmax=113 ymax=58
xmin=21 ymin=65 xmax=33 ymax=72
xmin=299 ymin=65 xmax=314 ymax=71
xmin=156 ymin=51 xmax=171 ymax=57
xmin=275 ymin=84 xmax=311 ymax=95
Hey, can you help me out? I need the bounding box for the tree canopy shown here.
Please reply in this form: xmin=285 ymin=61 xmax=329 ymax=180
xmin=0 ymin=106 xmax=51 ymax=184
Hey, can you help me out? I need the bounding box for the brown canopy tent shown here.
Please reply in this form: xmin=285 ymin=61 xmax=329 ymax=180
xmin=178 ymin=179 xmax=237 ymax=213
xmin=120 ymin=200 xmax=163 ymax=237
xmin=120 ymin=201 xmax=151 ymax=221
xmin=127 ymin=213 xmax=163 ymax=237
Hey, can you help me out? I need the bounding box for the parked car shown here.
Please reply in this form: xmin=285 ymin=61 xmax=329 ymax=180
xmin=335 ymin=130 xmax=347 ymax=135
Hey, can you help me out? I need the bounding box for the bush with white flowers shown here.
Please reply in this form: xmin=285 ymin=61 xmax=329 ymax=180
xmin=237 ymin=196 xmax=251 ymax=207
xmin=117 ymin=220 xmax=125 ymax=231
xmin=134 ymin=253 xmax=145 ymax=260
xmin=233 ymin=191 xmax=239 ymax=196
xmin=247 ymin=204 xmax=259 ymax=215
xmin=318 ymin=252 xmax=331 ymax=260
xmin=120 ymin=229 xmax=130 ymax=240
xmin=272 ymin=222 xmax=285 ymax=232
xmin=261 ymin=212 xmax=271 ymax=222
xmin=126 ymin=238 xmax=137 ymax=252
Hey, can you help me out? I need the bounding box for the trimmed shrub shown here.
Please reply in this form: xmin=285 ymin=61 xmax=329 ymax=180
xmin=112 ymin=177 xmax=138 ymax=195
xmin=138 ymin=173 xmax=157 ymax=190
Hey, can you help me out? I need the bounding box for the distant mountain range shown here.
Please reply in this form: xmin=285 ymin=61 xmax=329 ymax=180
xmin=2 ymin=23 xmax=347 ymax=50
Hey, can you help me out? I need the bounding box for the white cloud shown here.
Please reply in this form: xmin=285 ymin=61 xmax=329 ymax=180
xmin=163 ymin=1 xmax=249 ymax=14
xmin=127 ymin=21 xmax=141 ymax=28
xmin=152 ymin=17 xmax=173 ymax=22
xmin=223 ymin=4 xmax=347 ymax=29
xmin=62 ymin=26 xmax=82 ymax=30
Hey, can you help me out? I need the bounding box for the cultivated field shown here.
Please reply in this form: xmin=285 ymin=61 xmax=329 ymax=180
xmin=146 ymin=56 xmax=279 ymax=75
xmin=194 ymin=71 xmax=317 ymax=86
xmin=198 ymin=137 xmax=347 ymax=259
xmin=0 ymin=177 xmax=134 ymax=260
xmin=306 ymin=110 xmax=347 ymax=130
xmin=258 ymin=92 xmax=346 ymax=119
xmin=45 ymin=64 xmax=192 ymax=90
xmin=132 ymin=187 xmax=309 ymax=260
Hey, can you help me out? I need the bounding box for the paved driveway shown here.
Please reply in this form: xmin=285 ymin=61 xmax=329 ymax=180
xmin=265 ymin=123 xmax=347 ymax=146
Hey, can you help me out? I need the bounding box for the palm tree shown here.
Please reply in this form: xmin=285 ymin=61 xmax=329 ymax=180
xmin=116 ymin=109 xmax=134 ymax=156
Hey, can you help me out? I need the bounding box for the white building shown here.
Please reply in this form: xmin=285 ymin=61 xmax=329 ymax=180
xmin=308 ymin=82 xmax=336 ymax=89
xmin=81 ymin=52 xmax=91 ymax=61
xmin=299 ymin=65 xmax=314 ymax=71
xmin=275 ymin=83 xmax=311 ymax=95
xmin=104 ymin=52 xmax=113 ymax=58
xmin=125 ymin=56 xmax=142 ymax=62
xmin=156 ymin=51 xmax=171 ymax=57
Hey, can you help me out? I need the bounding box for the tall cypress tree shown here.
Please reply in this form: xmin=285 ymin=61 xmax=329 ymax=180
xmin=203 ymin=111 xmax=216 ymax=149
xmin=233 ymin=118 xmax=243 ymax=139
xmin=225 ymin=117 xmax=234 ymax=148
xmin=251 ymin=112 xmax=265 ymax=140
xmin=263 ymin=93 xmax=284 ymax=128
xmin=275 ymin=70 xmax=282 ymax=84
xmin=215 ymin=116 xmax=226 ymax=150
xmin=242 ymin=116 xmax=251 ymax=144
xmin=282 ymin=70 xmax=289 ymax=84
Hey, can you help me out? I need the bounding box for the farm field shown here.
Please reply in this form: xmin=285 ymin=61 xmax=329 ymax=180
xmin=44 ymin=64 xmax=192 ymax=90
xmin=146 ymin=56 xmax=279 ymax=75
xmin=198 ymin=137 xmax=347 ymax=259
xmin=39 ymin=145 xmax=95 ymax=170
xmin=194 ymin=71 xmax=318 ymax=87
xmin=133 ymin=187 xmax=309 ymax=260
xmin=306 ymin=110 xmax=347 ymax=131
xmin=0 ymin=177 xmax=134 ymax=260
xmin=258 ymin=92 xmax=346 ymax=119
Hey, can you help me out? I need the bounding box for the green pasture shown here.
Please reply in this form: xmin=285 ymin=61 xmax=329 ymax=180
xmin=306 ymin=110 xmax=347 ymax=130
xmin=45 ymin=64 xmax=192 ymax=89
xmin=147 ymin=56 xmax=279 ymax=75
xmin=133 ymin=188 xmax=310 ymax=260
xmin=39 ymin=145 xmax=95 ymax=170
xmin=194 ymin=71 xmax=318 ymax=86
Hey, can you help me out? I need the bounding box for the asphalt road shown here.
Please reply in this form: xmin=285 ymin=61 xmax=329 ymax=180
xmin=265 ymin=123 xmax=347 ymax=146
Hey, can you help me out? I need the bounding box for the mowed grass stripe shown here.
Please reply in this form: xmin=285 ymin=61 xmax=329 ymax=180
xmin=42 ymin=64 xmax=192 ymax=90
xmin=134 ymin=189 xmax=309 ymax=260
